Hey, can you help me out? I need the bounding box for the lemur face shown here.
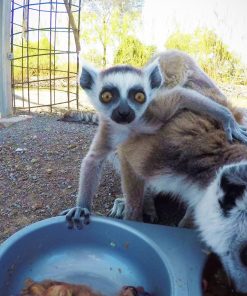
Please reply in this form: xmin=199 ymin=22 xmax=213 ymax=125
xmin=80 ymin=61 xmax=163 ymax=125
xmin=196 ymin=163 xmax=247 ymax=293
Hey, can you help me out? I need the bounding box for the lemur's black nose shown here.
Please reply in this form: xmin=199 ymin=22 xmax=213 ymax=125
xmin=118 ymin=109 xmax=130 ymax=118
xmin=118 ymin=102 xmax=131 ymax=117
xmin=111 ymin=102 xmax=135 ymax=124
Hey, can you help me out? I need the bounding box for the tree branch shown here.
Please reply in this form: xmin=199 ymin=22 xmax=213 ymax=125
xmin=63 ymin=0 xmax=81 ymax=53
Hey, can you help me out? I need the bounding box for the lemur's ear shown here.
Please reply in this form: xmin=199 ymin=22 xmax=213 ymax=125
xmin=80 ymin=63 xmax=99 ymax=90
xmin=219 ymin=164 xmax=247 ymax=216
xmin=144 ymin=58 xmax=164 ymax=89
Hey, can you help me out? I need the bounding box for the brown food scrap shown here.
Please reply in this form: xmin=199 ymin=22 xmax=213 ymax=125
xmin=20 ymin=279 xmax=152 ymax=296
xmin=21 ymin=279 xmax=46 ymax=296
xmin=45 ymin=285 xmax=72 ymax=296
xmin=20 ymin=279 xmax=103 ymax=296
xmin=123 ymin=243 xmax=129 ymax=250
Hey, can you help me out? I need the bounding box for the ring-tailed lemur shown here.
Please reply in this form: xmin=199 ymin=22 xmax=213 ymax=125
xmin=62 ymin=50 xmax=247 ymax=224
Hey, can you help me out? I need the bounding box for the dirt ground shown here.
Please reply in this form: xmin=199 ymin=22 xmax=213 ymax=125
xmin=0 ymin=113 xmax=185 ymax=243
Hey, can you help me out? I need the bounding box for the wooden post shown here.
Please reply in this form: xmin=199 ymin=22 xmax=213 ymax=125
xmin=0 ymin=0 xmax=12 ymax=118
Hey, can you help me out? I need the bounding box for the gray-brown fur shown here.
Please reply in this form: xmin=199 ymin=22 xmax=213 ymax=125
xmin=117 ymin=50 xmax=246 ymax=221
xmin=151 ymin=50 xmax=224 ymax=99
xmin=119 ymin=151 xmax=145 ymax=221
xmin=119 ymin=108 xmax=246 ymax=190
xmin=142 ymin=51 xmax=243 ymax=139
xmin=77 ymin=119 xmax=112 ymax=210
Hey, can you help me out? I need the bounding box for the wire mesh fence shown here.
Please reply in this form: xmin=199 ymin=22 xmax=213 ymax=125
xmin=11 ymin=0 xmax=82 ymax=113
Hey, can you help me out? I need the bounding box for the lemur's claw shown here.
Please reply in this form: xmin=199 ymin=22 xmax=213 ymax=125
xmin=60 ymin=206 xmax=90 ymax=229
xmin=224 ymin=119 xmax=247 ymax=144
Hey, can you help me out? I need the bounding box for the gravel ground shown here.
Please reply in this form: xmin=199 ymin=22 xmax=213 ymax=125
xmin=0 ymin=113 xmax=184 ymax=243
xmin=0 ymin=114 xmax=122 ymax=243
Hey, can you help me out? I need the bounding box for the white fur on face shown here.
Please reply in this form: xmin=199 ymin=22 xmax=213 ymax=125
xmin=102 ymin=71 xmax=153 ymax=120
xmin=85 ymin=72 xmax=145 ymax=121
xmin=81 ymin=59 xmax=163 ymax=125
xmin=85 ymin=68 xmax=161 ymax=124
xmin=102 ymin=72 xmax=146 ymax=98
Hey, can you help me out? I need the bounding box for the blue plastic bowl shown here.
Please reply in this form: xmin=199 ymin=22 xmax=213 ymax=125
xmin=0 ymin=216 xmax=206 ymax=296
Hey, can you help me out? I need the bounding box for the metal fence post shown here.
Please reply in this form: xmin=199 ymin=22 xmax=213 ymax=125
xmin=0 ymin=0 xmax=12 ymax=118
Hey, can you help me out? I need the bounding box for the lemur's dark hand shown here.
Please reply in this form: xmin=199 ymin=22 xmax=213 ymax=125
xmin=222 ymin=115 xmax=247 ymax=144
xmin=60 ymin=206 xmax=90 ymax=229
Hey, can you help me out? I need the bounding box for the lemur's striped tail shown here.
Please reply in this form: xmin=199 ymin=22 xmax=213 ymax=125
xmin=59 ymin=110 xmax=99 ymax=124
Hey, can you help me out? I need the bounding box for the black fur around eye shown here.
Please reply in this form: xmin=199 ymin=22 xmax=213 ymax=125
xmin=240 ymin=245 xmax=247 ymax=267
xmin=99 ymin=86 xmax=120 ymax=104
xmin=128 ymin=86 xmax=146 ymax=104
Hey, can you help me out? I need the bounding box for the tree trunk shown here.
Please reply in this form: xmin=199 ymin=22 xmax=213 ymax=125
xmin=63 ymin=0 xmax=81 ymax=53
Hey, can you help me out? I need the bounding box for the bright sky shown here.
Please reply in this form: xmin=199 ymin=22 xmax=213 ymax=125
xmin=13 ymin=0 xmax=247 ymax=65
xmin=142 ymin=0 xmax=247 ymax=64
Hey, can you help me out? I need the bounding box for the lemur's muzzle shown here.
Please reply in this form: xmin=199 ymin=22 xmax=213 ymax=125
xmin=111 ymin=102 xmax=135 ymax=124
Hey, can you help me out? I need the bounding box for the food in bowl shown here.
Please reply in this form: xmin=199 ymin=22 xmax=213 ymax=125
xmin=20 ymin=279 xmax=152 ymax=296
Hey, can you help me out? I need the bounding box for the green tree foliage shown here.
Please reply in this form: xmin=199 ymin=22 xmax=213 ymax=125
xmin=13 ymin=37 xmax=57 ymax=83
xmin=80 ymin=0 xmax=142 ymax=67
xmin=165 ymin=28 xmax=246 ymax=84
xmin=114 ymin=36 xmax=156 ymax=67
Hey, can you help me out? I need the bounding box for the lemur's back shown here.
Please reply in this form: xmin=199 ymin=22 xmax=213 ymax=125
xmin=155 ymin=50 xmax=229 ymax=106
xmin=119 ymin=104 xmax=247 ymax=190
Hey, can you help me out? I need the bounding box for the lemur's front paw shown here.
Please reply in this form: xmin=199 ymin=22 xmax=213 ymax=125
xmin=108 ymin=196 xmax=158 ymax=223
xmin=223 ymin=116 xmax=247 ymax=144
xmin=108 ymin=197 xmax=125 ymax=219
xmin=108 ymin=197 xmax=143 ymax=221
xmin=60 ymin=206 xmax=90 ymax=229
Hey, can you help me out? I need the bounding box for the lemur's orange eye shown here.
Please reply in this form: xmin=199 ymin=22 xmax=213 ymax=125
xmin=134 ymin=92 xmax=145 ymax=104
xmin=101 ymin=91 xmax=113 ymax=103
